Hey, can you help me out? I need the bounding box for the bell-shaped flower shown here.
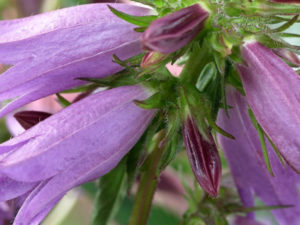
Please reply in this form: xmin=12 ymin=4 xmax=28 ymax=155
xmin=182 ymin=116 xmax=221 ymax=197
xmin=141 ymin=4 xmax=209 ymax=54
xmin=0 ymin=3 xmax=149 ymax=118
xmin=237 ymin=41 xmax=300 ymax=173
xmin=217 ymin=88 xmax=300 ymax=225
xmin=0 ymin=85 xmax=155 ymax=224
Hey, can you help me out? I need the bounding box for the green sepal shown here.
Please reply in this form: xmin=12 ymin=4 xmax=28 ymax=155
xmin=226 ymin=204 xmax=292 ymax=214
xmin=79 ymin=72 xmax=138 ymax=88
xmin=257 ymin=34 xmax=300 ymax=54
xmin=134 ymin=92 xmax=163 ymax=109
xmin=248 ymin=108 xmax=274 ymax=176
xmin=56 ymin=93 xmax=71 ymax=107
xmin=159 ymin=110 xmax=181 ymax=170
xmin=270 ymin=15 xmax=299 ymax=33
xmin=61 ymin=84 xmax=98 ymax=94
xmin=108 ymin=5 xmax=157 ymax=27
xmin=91 ymin=159 xmax=126 ymax=225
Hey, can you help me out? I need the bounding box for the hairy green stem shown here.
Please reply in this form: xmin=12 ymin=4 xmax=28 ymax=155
xmin=129 ymin=131 xmax=166 ymax=225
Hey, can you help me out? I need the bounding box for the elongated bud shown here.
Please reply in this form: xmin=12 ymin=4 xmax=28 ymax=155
xmin=14 ymin=110 xmax=52 ymax=130
xmin=182 ymin=117 xmax=221 ymax=197
xmin=141 ymin=4 xmax=209 ymax=54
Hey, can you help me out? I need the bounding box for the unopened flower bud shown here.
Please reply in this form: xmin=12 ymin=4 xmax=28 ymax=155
xmin=141 ymin=4 xmax=209 ymax=54
xmin=141 ymin=51 xmax=166 ymax=68
xmin=182 ymin=117 xmax=221 ymax=197
xmin=14 ymin=110 xmax=52 ymax=130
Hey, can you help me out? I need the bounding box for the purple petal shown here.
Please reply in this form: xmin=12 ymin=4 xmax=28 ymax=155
xmin=0 ymin=175 xmax=36 ymax=201
xmin=217 ymin=88 xmax=300 ymax=225
xmin=238 ymin=41 xmax=300 ymax=173
xmin=0 ymin=3 xmax=149 ymax=117
xmin=0 ymin=85 xmax=155 ymax=182
xmin=12 ymin=182 xmax=63 ymax=225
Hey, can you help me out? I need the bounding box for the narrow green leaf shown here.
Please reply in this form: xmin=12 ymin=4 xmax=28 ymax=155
xmin=56 ymin=93 xmax=71 ymax=107
xmin=266 ymin=135 xmax=286 ymax=166
xmin=204 ymin=105 xmax=234 ymax=139
xmin=134 ymin=92 xmax=163 ymax=109
xmin=196 ymin=62 xmax=217 ymax=92
xmin=108 ymin=5 xmax=157 ymax=27
xmin=91 ymin=160 xmax=126 ymax=225
xmin=248 ymin=109 xmax=274 ymax=176
xmin=271 ymin=15 xmax=299 ymax=33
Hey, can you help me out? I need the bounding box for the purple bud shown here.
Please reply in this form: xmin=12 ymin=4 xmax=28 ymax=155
xmin=182 ymin=117 xmax=221 ymax=197
xmin=141 ymin=4 xmax=209 ymax=54
xmin=14 ymin=111 xmax=52 ymax=130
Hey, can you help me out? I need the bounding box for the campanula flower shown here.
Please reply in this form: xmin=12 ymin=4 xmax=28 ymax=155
xmin=217 ymin=88 xmax=300 ymax=225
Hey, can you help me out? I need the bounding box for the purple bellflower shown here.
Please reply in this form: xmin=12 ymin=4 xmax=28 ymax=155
xmin=237 ymin=41 xmax=300 ymax=173
xmin=217 ymin=88 xmax=300 ymax=225
xmin=0 ymin=3 xmax=156 ymax=224
xmin=0 ymin=3 xmax=149 ymax=118
xmin=141 ymin=4 xmax=209 ymax=54
xmin=0 ymin=85 xmax=155 ymax=224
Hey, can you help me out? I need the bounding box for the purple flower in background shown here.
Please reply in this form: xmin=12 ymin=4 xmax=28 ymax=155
xmin=217 ymin=88 xmax=300 ymax=225
xmin=0 ymin=85 xmax=155 ymax=224
xmin=0 ymin=3 xmax=149 ymax=118
xmin=237 ymin=41 xmax=300 ymax=173
xmin=141 ymin=4 xmax=209 ymax=54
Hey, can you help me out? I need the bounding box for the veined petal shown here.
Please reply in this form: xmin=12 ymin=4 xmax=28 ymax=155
xmin=0 ymin=175 xmax=36 ymax=201
xmin=0 ymin=3 xmax=149 ymax=117
xmin=238 ymin=41 xmax=300 ymax=173
xmin=217 ymin=88 xmax=300 ymax=225
xmin=0 ymin=85 xmax=155 ymax=182
xmin=0 ymin=3 xmax=148 ymax=44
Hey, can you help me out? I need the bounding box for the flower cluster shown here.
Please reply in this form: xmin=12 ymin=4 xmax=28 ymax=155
xmin=0 ymin=0 xmax=300 ymax=225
